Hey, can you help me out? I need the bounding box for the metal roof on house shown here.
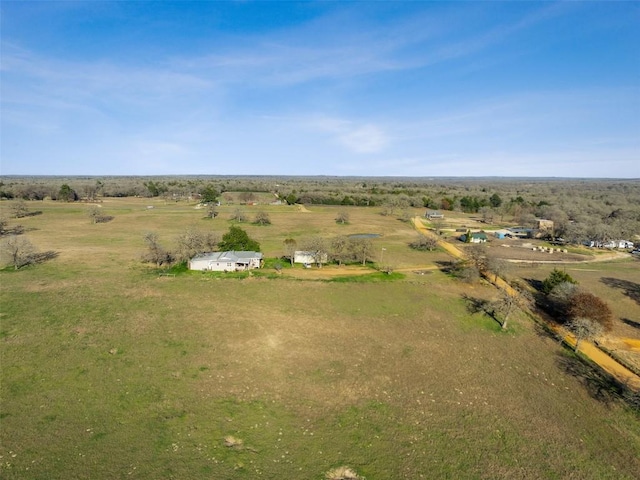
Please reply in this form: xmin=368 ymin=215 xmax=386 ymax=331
xmin=191 ymin=251 xmax=262 ymax=262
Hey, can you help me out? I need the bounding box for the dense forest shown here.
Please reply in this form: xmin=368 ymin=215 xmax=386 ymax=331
xmin=1 ymin=176 xmax=639 ymax=244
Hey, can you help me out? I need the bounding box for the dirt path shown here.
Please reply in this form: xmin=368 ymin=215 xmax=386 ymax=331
xmin=412 ymin=217 xmax=465 ymax=259
xmin=411 ymin=217 xmax=640 ymax=390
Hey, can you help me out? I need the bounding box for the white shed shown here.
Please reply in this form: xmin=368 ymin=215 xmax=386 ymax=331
xmin=294 ymin=250 xmax=328 ymax=266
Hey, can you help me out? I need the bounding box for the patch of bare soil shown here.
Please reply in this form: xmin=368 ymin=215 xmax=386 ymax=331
xmin=282 ymin=265 xmax=370 ymax=279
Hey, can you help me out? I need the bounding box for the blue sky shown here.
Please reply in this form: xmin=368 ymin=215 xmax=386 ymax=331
xmin=1 ymin=1 xmax=639 ymax=177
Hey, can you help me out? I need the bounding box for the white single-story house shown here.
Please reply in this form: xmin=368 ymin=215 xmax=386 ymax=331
xmin=294 ymin=250 xmax=328 ymax=266
xmin=425 ymin=210 xmax=444 ymax=219
xmin=189 ymin=251 xmax=263 ymax=272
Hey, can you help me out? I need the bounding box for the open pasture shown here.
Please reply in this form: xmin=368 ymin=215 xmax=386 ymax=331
xmin=1 ymin=198 xmax=640 ymax=479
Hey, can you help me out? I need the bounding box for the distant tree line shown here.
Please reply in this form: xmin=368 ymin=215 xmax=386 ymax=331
xmin=2 ymin=176 xmax=638 ymax=243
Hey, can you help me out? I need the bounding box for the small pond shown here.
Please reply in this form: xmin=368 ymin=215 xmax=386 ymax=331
xmin=348 ymin=233 xmax=382 ymax=239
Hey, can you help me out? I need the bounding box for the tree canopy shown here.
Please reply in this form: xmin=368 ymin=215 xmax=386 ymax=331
xmin=218 ymin=226 xmax=260 ymax=252
xmin=199 ymin=185 xmax=219 ymax=204
xmin=542 ymin=268 xmax=577 ymax=295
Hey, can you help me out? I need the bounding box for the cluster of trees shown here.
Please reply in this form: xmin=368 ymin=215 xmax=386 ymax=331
xmin=446 ymin=245 xmax=509 ymax=284
xmin=282 ymin=235 xmax=377 ymax=267
xmin=142 ymin=225 xmax=260 ymax=267
xmin=409 ymin=234 xmax=438 ymax=251
xmin=542 ymin=269 xmax=613 ymax=350
xmin=228 ymin=208 xmax=271 ymax=225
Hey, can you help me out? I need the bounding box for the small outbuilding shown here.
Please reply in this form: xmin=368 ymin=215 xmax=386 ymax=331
xmin=189 ymin=251 xmax=263 ymax=272
xmin=294 ymin=250 xmax=328 ymax=266
xmin=507 ymin=227 xmax=533 ymax=239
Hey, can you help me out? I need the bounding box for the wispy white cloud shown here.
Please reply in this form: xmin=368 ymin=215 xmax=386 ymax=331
xmin=300 ymin=115 xmax=389 ymax=154
xmin=338 ymin=125 xmax=389 ymax=154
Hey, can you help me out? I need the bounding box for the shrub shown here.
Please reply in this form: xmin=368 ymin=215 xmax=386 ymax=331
xmin=542 ymin=268 xmax=577 ymax=294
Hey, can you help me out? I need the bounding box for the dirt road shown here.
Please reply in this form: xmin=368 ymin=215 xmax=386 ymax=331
xmin=411 ymin=217 xmax=640 ymax=389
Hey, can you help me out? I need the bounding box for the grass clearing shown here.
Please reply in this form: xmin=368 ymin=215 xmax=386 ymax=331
xmin=1 ymin=198 xmax=639 ymax=478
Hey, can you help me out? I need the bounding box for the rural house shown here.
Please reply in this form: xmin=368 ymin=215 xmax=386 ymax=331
xmin=460 ymin=232 xmax=488 ymax=243
xmin=425 ymin=210 xmax=444 ymax=219
xmin=189 ymin=251 xmax=263 ymax=272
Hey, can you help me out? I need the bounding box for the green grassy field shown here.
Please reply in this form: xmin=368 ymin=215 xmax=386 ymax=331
xmin=1 ymin=198 xmax=639 ymax=479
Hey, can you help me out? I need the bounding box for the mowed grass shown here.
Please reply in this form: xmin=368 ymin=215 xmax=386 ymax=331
xmin=1 ymin=198 xmax=640 ymax=479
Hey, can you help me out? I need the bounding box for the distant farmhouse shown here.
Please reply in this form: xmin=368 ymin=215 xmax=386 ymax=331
xmin=536 ymin=219 xmax=554 ymax=231
xmin=460 ymin=232 xmax=488 ymax=243
xmin=584 ymin=240 xmax=634 ymax=249
xmin=189 ymin=251 xmax=263 ymax=272
xmin=425 ymin=210 xmax=444 ymax=219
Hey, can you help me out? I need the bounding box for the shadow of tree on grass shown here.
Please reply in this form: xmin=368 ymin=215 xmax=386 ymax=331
xmin=30 ymin=251 xmax=58 ymax=265
xmin=555 ymin=351 xmax=627 ymax=406
xmin=621 ymin=318 xmax=640 ymax=330
xmin=523 ymin=277 xmax=544 ymax=292
xmin=461 ymin=294 xmax=505 ymax=329
xmin=601 ymin=277 xmax=640 ymax=306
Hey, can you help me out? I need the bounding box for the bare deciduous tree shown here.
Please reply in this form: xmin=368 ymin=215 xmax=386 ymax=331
xmin=238 ymin=192 xmax=256 ymax=204
xmin=10 ymin=200 xmax=30 ymax=218
xmin=143 ymin=232 xmax=172 ymax=267
xmin=3 ymin=235 xmax=35 ymax=269
xmin=175 ymin=227 xmax=218 ymax=262
xmin=567 ymin=317 xmax=603 ymax=352
xmin=492 ymin=291 xmax=519 ymax=329
xmin=479 ymin=206 xmax=494 ymax=223
xmin=335 ymin=211 xmax=350 ymax=224
xmin=430 ymin=217 xmax=445 ymax=235
xmin=409 ymin=234 xmax=438 ymax=251
xmin=331 ymin=235 xmax=350 ymax=265
xmin=230 ymin=208 xmax=247 ymax=222
xmin=283 ymin=238 xmax=297 ymax=266
xmin=349 ymin=237 xmax=373 ymax=266
xmin=87 ymin=206 xmax=113 ymax=224
xmin=253 ymin=211 xmax=271 ymax=225
xmin=206 ymin=204 xmax=218 ymax=219
xmin=466 ymin=244 xmax=489 ymax=271
xmin=303 ymin=236 xmax=328 ymax=268
xmin=486 ymin=257 xmax=510 ymax=282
